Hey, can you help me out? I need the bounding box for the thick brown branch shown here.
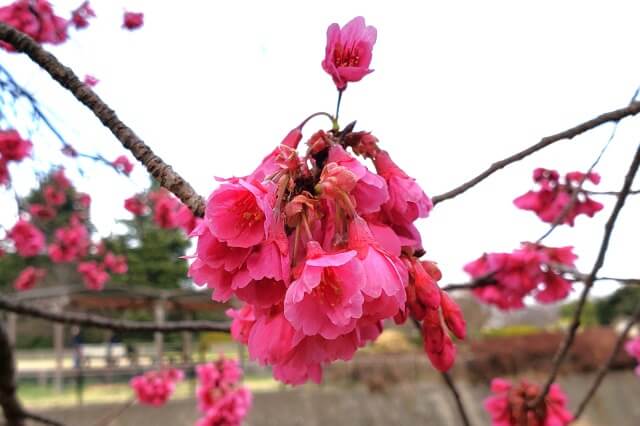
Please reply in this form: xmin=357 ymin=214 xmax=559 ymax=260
xmin=531 ymin=142 xmax=640 ymax=407
xmin=0 ymin=23 xmax=205 ymax=217
xmin=572 ymin=301 xmax=640 ymax=421
xmin=0 ymin=323 xmax=65 ymax=426
xmin=432 ymin=102 xmax=640 ymax=205
xmin=0 ymin=296 xmax=230 ymax=333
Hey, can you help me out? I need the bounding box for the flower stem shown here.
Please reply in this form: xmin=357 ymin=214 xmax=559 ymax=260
xmin=298 ymin=112 xmax=335 ymax=131
xmin=334 ymin=89 xmax=344 ymax=129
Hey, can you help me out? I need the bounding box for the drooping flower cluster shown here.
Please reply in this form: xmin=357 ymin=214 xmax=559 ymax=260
xmin=130 ymin=368 xmax=184 ymax=407
xmin=395 ymin=258 xmax=466 ymax=371
xmin=190 ymin=118 xmax=460 ymax=383
xmin=195 ymin=357 xmax=252 ymax=426
xmin=0 ymin=130 xmax=32 ymax=186
xmin=464 ymin=243 xmax=577 ymax=310
xmin=625 ymin=337 xmax=640 ymax=377
xmin=514 ymin=168 xmax=603 ymax=226
xmin=0 ymin=0 xmax=68 ymax=51
xmin=484 ymin=378 xmax=572 ymax=426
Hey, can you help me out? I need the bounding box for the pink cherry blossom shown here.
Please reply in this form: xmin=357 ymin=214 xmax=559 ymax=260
xmin=206 ymin=180 xmax=274 ymax=248
xmin=124 ymin=196 xmax=148 ymax=216
xmin=0 ymin=0 xmax=68 ymax=51
xmin=328 ymin=145 xmax=388 ymax=214
xmin=285 ymin=242 xmax=365 ymax=339
xmin=52 ymin=169 xmax=71 ymax=189
xmin=422 ymin=308 xmax=456 ymax=372
xmin=104 ymin=252 xmax=127 ymax=274
xmin=71 ymin=1 xmax=94 ymax=29
xmin=374 ymin=150 xmax=432 ymax=223
xmin=122 ymin=11 xmax=144 ymax=30
xmin=48 ymin=221 xmax=90 ymax=263
xmin=152 ymin=192 xmax=180 ymax=228
xmin=8 ymin=220 xmax=45 ymax=257
xmin=249 ymin=128 xmax=303 ymax=182
xmin=484 ymin=378 xmax=572 ymax=426
xmin=76 ymin=193 xmax=91 ymax=209
xmin=514 ymin=168 xmax=604 ymax=226
xmin=175 ymin=204 xmax=199 ymax=234
xmin=226 ymin=305 xmax=256 ymax=345
xmin=625 ymin=337 xmax=640 ymax=376
xmin=465 ymin=243 xmax=576 ymax=310
xmin=112 ymin=155 xmax=134 ymax=175
xmin=43 ymin=185 xmax=66 ymax=206
xmin=0 ymin=130 xmax=32 ymax=162
xmin=321 ymin=16 xmax=377 ymax=90
xmin=195 ymin=388 xmax=252 ymax=426
xmin=77 ymin=261 xmax=110 ymax=290
xmin=130 ymin=368 xmax=184 ymax=407
xmin=13 ymin=267 xmax=46 ymax=291
xmin=29 ymin=204 xmax=55 ymax=221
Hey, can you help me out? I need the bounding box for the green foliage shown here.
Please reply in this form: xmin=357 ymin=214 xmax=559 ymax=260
xmin=595 ymin=286 xmax=640 ymax=325
xmin=559 ymin=299 xmax=599 ymax=326
xmin=481 ymin=324 xmax=542 ymax=338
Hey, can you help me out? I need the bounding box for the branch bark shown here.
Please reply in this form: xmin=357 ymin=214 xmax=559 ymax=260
xmin=0 ymin=296 xmax=230 ymax=333
xmin=432 ymin=101 xmax=640 ymax=205
xmin=530 ymin=142 xmax=640 ymax=407
xmin=0 ymin=23 xmax=206 ymax=217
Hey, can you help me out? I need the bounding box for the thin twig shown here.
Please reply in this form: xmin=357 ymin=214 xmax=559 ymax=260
xmin=572 ymin=301 xmax=640 ymax=421
xmin=93 ymin=398 xmax=136 ymax=426
xmin=587 ymin=189 xmax=640 ymax=196
xmin=432 ymin=101 xmax=640 ymax=206
xmin=530 ymin=142 xmax=640 ymax=407
xmin=0 ymin=23 xmax=206 ymax=217
xmin=0 ymin=296 xmax=230 ymax=333
xmin=441 ymin=371 xmax=471 ymax=426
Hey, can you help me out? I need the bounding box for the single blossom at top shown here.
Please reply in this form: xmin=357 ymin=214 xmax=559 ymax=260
xmin=321 ymin=16 xmax=377 ymax=90
xmin=514 ymin=168 xmax=604 ymax=226
xmin=484 ymin=378 xmax=572 ymax=426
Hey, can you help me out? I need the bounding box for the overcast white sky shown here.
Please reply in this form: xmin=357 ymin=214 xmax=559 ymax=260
xmin=1 ymin=0 xmax=639 ymax=298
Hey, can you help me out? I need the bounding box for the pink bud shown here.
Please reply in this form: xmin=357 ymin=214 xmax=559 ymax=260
xmin=440 ymin=291 xmax=466 ymax=340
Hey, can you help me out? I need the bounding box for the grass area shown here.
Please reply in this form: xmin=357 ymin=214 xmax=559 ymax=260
xmin=18 ymin=376 xmax=280 ymax=409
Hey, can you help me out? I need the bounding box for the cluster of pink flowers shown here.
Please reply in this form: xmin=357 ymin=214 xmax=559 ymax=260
xmin=514 ymin=168 xmax=603 ymax=226
xmin=464 ymin=243 xmax=577 ymax=310
xmin=484 ymin=378 xmax=572 ymax=426
xmin=0 ymin=0 xmax=68 ymax=50
xmin=124 ymin=189 xmax=199 ymax=234
xmin=191 ymin=127 xmax=461 ymax=383
xmin=188 ymin=16 xmax=464 ymax=384
xmin=625 ymin=337 xmax=640 ymax=376
xmin=0 ymin=130 xmax=32 ymax=186
xmin=112 ymin=155 xmax=134 ymax=176
xmin=4 ymin=169 xmax=128 ymax=291
xmin=130 ymin=368 xmax=184 ymax=407
xmin=195 ymin=358 xmax=252 ymax=426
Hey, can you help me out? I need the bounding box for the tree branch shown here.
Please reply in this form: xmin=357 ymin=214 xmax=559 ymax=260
xmin=572 ymin=300 xmax=640 ymax=421
xmin=0 ymin=296 xmax=230 ymax=333
xmin=530 ymin=142 xmax=640 ymax=407
xmin=432 ymin=101 xmax=640 ymax=206
xmin=0 ymin=23 xmax=206 ymax=217
xmin=441 ymin=371 xmax=471 ymax=426
xmin=0 ymin=323 xmax=65 ymax=426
